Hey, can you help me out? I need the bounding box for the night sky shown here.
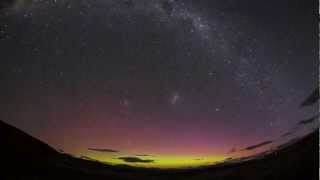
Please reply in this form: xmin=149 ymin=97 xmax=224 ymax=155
xmin=0 ymin=0 xmax=318 ymax=168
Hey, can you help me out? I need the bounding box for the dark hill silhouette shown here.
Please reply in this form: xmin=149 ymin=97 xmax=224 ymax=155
xmin=1 ymin=120 xmax=59 ymax=172
xmin=0 ymin=120 xmax=318 ymax=180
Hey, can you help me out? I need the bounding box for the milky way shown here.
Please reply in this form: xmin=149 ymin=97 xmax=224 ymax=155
xmin=0 ymin=0 xmax=318 ymax=168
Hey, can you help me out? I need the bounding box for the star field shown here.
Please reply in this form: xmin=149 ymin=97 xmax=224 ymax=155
xmin=0 ymin=0 xmax=318 ymax=168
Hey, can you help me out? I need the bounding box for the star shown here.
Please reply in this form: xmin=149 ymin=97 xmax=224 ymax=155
xmin=208 ymin=71 xmax=215 ymax=77
xmin=121 ymin=98 xmax=130 ymax=107
xmin=170 ymin=92 xmax=181 ymax=105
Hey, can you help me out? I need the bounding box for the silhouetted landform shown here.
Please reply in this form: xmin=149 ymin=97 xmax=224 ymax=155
xmin=301 ymin=88 xmax=319 ymax=107
xmin=0 ymin=120 xmax=318 ymax=180
xmin=275 ymin=137 xmax=304 ymax=151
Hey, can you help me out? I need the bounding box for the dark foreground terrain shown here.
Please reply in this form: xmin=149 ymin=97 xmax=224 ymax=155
xmin=0 ymin=120 xmax=318 ymax=180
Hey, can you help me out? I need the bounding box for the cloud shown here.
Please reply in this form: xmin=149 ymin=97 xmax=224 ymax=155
xmin=281 ymin=131 xmax=293 ymax=137
xmin=228 ymin=147 xmax=239 ymax=154
xmin=135 ymin=154 xmax=152 ymax=157
xmin=118 ymin=157 xmax=154 ymax=163
xmin=88 ymin=148 xmax=119 ymax=153
xmin=279 ymin=115 xmax=319 ymax=138
xmin=301 ymin=88 xmax=319 ymax=107
xmin=193 ymin=158 xmax=204 ymax=161
xmin=80 ymin=156 xmax=97 ymax=161
xmin=297 ymin=115 xmax=319 ymax=126
xmin=58 ymin=149 xmax=64 ymax=153
xmin=244 ymin=140 xmax=273 ymax=151
xmin=223 ymin=157 xmax=233 ymax=162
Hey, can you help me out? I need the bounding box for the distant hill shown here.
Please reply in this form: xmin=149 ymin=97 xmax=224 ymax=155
xmin=1 ymin=120 xmax=59 ymax=171
xmin=0 ymin=120 xmax=318 ymax=180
